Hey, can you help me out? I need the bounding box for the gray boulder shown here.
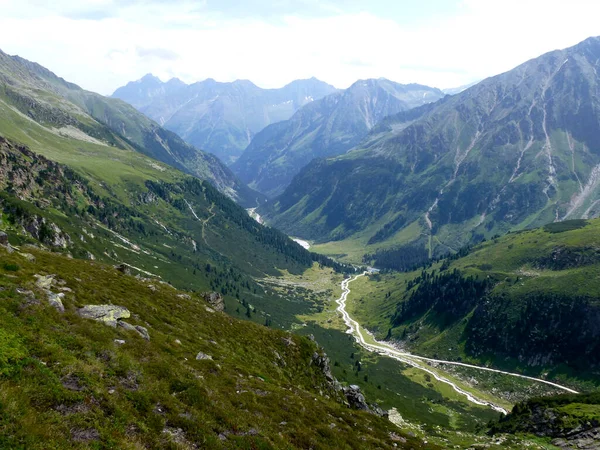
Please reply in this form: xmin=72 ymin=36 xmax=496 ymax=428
xmin=201 ymin=292 xmax=224 ymax=312
xmin=0 ymin=231 xmax=8 ymax=246
xmin=343 ymin=385 xmax=369 ymax=411
xmin=78 ymin=305 xmax=130 ymax=327
xmin=196 ymin=352 xmax=213 ymax=361
xmin=134 ymin=325 xmax=150 ymax=341
xmin=47 ymin=291 xmax=65 ymax=313
xmin=118 ymin=320 xmax=150 ymax=340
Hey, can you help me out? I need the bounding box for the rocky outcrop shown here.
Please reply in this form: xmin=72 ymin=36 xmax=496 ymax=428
xmin=196 ymin=352 xmax=213 ymax=361
xmin=47 ymin=291 xmax=65 ymax=313
xmin=343 ymin=385 xmax=369 ymax=411
xmin=33 ymin=274 xmax=65 ymax=312
xmin=201 ymin=292 xmax=224 ymax=312
xmin=117 ymin=320 xmax=150 ymax=340
xmin=0 ymin=231 xmax=8 ymax=246
xmin=551 ymin=427 xmax=600 ymax=449
xmin=78 ymin=304 xmax=150 ymax=340
xmin=114 ymin=264 xmax=131 ymax=275
xmin=342 ymin=385 xmax=388 ymax=417
xmin=77 ymin=305 xmax=131 ymax=327
xmin=312 ymin=351 xmax=334 ymax=382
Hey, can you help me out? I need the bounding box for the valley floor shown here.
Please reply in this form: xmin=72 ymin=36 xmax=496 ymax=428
xmin=267 ymin=265 xmax=561 ymax=449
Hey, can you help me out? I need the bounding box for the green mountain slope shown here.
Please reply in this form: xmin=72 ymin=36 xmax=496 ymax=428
xmin=0 ymin=49 xmax=262 ymax=207
xmin=232 ymin=80 xmax=444 ymax=197
xmin=346 ymin=218 xmax=600 ymax=386
xmin=112 ymin=75 xmax=338 ymax=164
xmin=0 ymin=113 xmax=342 ymax=332
xmin=265 ymin=36 xmax=600 ymax=260
xmin=0 ymin=244 xmax=431 ymax=449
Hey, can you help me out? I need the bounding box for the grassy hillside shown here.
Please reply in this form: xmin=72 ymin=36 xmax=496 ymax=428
xmin=345 ymin=218 xmax=600 ymax=388
xmin=0 ymin=245 xmax=430 ymax=449
xmin=0 ymin=133 xmax=344 ymax=334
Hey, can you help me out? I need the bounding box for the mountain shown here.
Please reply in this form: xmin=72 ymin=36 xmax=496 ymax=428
xmin=442 ymin=80 xmax=480 ymax=95
xmin=110 ymin=73 xmax=187 ymax=110
xmin=112 ymin=75 xmax=338 ymax=164
xmin=232 ymin=79 xmax=445 ymax=197
xmin=0 ymin=49 xmax=262 ymax=206
xmin=264 ymin=37 xmax=600 ymax=260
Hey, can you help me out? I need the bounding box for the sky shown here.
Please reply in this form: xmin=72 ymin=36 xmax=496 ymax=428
xmin=1 ymin=0 xmax=600 ymax=95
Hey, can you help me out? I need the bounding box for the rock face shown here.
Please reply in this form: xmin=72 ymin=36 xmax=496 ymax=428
xmin=341 ymin=384 xmax=388 ymax=417
xmin=343 ymin=385 xmax=370 ymax=411
xmin=0 ymin=231 xmax=8 ymax=246
xmin=201 ymin=292 xmax=224 ymax=312
xmin=551 ymin=427 xmax=600 ymax=449
xmin=77 ymin=305 xmax=131 ymax=327
xmin=312 ymin=351 xmax=334 ymax=382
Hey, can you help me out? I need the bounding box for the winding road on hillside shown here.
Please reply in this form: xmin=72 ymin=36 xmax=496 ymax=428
xmin=336 ymin=272 xmax=579 ymax=414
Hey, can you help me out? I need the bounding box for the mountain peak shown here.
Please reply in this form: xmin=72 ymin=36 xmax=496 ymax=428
xmin=139 ymin=73 xmax=162 ymax=83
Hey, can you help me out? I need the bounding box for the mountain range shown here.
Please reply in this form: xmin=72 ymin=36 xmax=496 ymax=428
xmin=0 ymin=49 xmax=263 ymax=207
xmin=112 ymin=75 xmax=338 ymax=164
xmin=3 ymin=28 xmax=600 ymax=449
xmin=232 ymin=79 xmax=445 ymax=197
xmin=264 ymin=36 xmax=600 ymax=262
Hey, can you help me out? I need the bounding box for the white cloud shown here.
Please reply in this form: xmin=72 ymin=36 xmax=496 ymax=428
xmin=0 ymin=0 xmax=599 ymax=95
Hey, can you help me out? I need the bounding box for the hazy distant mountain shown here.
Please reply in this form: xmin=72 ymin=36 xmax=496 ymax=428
xmin=0 ymin=50 xmax=262 ymax=206
xmin=112 ymin=76 xmax=338 ymax=164
xmin=442 ymin=80 xmax=480 ymax=95
xmin=232 ymin=79 xmax=444 ymax=197
xmin=265 ymin=36 xmax=600 ymax=257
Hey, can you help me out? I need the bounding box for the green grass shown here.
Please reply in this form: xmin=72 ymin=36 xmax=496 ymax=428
xmin=0 ymin=245 xmax=434 ymax=449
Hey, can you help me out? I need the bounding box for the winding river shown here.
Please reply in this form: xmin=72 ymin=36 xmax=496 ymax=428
xmin=335 ymin=272 xmax=579 ymax=414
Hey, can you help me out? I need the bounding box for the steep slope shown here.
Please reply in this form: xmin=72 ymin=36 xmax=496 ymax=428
xmin=0 ymin=122 xmax=343 ymax=331
xmin=113 ymin=75 xmax=338 ymax=164
xmin=491 ymin=392 xmax=600 ymax=448
xmin=0 ymin=244 xmax=429 ymax=449
xmin=0 ymin=49 xmax=262 ymax=206
xmin=232 ymin=79 xmax=444 ymax=197
xmin=266 ymin=37 xmax=600 ymax=259
xmin=346 ymin=218 xmax=600 ymax=385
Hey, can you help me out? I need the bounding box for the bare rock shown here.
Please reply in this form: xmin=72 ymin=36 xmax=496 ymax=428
xmin=34 ymin=274 xmax=55 ymax=289
xmin=70 ymin=428 xmax=100 ymax=442
xmin=134 ymin=325 xmax=150 ymax=341
xmin=0 ymin=231 xmax=8 ymax=246
xmin=343 ymin=385 xmax=369 ymax=411
xmin=312 ymin=351 xmax=334 ymax=382
xmin=201 ymin=292 xmax=224 ymax=312
xmin=78 ymin=305 xmax=130 ymax=327
xmin=18 ymin=252 xmax=35 ymax=262
xmin=114 ymin=263 xmax=130 ymax=274
xmin=196 ymin=352 xmax=213 ymax=361
xmin=47 ymin=291 xmax=65 ymax=313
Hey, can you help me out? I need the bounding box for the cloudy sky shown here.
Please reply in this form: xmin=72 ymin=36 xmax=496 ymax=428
xmin=1 ymin=0 xmax=600 ymax=95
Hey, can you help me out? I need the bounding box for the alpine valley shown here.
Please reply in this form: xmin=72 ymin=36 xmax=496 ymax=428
xmin=2 ymin=28 xmax=600 ymax=450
